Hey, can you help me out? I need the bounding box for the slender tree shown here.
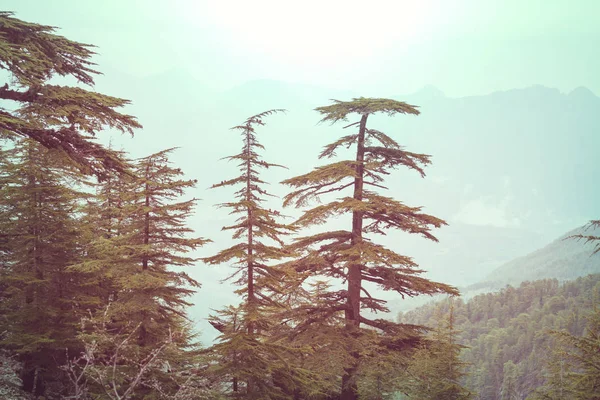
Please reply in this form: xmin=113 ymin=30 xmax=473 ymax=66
xmin=127 ymin=148 xmax=207 ymax=346
xmin=0 ymin=11 xmax=141 ymax=179
xmin=282 ymin=98 xmax=459 ymax=400
xmin=204 ymin=110 xmax=290 ymax=323
xmin=203 ymin=110 xmax=318 ymax=399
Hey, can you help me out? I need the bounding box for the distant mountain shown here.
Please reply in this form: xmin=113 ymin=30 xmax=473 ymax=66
xmin=386 ymin=84 xmax=600 ymax=235
xmin=359 ymin=222 xmax=550 ymax=320
xmin=469 ymin=224 xmax=600 ymax=291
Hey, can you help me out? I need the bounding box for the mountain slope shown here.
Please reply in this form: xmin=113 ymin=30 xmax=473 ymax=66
xmin=474 ymin=224 xmax=600 ymax=290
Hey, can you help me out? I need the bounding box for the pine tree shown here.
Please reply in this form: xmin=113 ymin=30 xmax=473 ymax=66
xmin=0 ymin=11 xmax=141 ymax=179
xmin=402 ymin=299 xmax=473 ymax=400
xmin=68 ymin=148 xmax=208 ymax=398
xmin=282 ymin=98 xmax=459 ymax=400
xmin=500 ymin=361 xmax=520 ymax=400
xmin=127 ymin=148 xmax=207 ymax=347
xmin=532 ymin=306 xmax=600 ymax=400
xmin=203 ymin=110 xmax=319 ymax=399
xmin=0 ymin=138 xmax=92 ymax=396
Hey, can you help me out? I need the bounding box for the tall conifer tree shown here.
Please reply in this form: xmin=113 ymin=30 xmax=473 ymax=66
xmin=282 ymin=98 xmax=458 ymax=400
xmin=0 ymin=138 xmax=91 ymax=396
xmin=69 ymin=148 xmax=208 ymax=398
xmin=204 ymin=110 xmax=315 ymax=399
xmin=127 ymin=148 xmax=207 ymax=346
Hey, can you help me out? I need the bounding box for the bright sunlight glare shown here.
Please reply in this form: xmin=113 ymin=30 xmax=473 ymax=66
xmin=180 ymin=0 xmax=453 ymax=69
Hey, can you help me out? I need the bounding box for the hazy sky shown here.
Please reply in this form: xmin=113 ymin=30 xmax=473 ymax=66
xmin=5 ymin=0 xmax=600 ymax=96
xmin=4 ymin=0 xmax=600 ymax=343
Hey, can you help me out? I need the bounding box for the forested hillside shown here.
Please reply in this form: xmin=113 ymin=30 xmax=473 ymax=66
xmin=398 ymin=274 xmax=600 ymax=399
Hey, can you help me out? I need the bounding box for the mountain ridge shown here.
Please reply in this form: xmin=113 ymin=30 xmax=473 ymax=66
xmin=467 ymin=223 xmax=600 ymax=292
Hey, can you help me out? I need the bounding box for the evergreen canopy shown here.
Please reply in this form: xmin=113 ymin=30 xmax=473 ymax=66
xmin=284 ymin=97 xmax=457 ymax=331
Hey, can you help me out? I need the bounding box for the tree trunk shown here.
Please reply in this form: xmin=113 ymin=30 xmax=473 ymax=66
xmin=246 ymin=130 xmax=255 ymax=327
xmin=26 ymin=145 xmax=42 ymax=305
xmin=140 ymin=164 xmax=151 ymax=347
xmin=245 ymin=128 xmax=255 ymax=395
xmin=142 ymin=164 xmax=150 ymax=271
xmin=341 ymin=113 xmax=368 ymax=400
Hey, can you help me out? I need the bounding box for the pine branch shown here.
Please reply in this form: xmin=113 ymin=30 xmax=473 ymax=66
xmin=364 ymin=146 xmax=431 ymax=177
xmin=319 ymin=134 xmax=358 ymax=159
xmin=564 ymin=220 xmax=600 ymax=256
xmin=282 ymin=161 xmax=357 ymax=207
xmin=0 ymin=13 xmax=142 ymax=179
xmin=343 ymin=121 xmax=361 ymax=129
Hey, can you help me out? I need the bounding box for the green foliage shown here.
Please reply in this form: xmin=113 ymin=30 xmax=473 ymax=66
xmin=0 ymin=138 xmax=92 ymax=396
xmin=401 ymin=299 xmax=473 ymax=400
xmin=203 ymin=110 xmax=320 ymax=399
xmin=529 ymin=225 xmax=600 ymax=399
xmin=63 ymin=148 xmax=208 ymax=399
xmin=399 ymin=275 xmax=600 ymax=399
xmin=0 ymin=11 xmax=141 ymax=179
xmin=530 ymin=307 xmax=600 ymax=399
xmin=356 ymin=351 xmax=409 ymax=400
xmin=207 ymin=306 xmax=323 ymax=400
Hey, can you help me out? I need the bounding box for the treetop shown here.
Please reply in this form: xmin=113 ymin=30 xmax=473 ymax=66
xmin=230 ymin=108 xmax=287 ymax=131
xmin=315 ymin=97 xmax=420 ymax=124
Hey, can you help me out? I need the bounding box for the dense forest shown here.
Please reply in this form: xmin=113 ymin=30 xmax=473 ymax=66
xmin=0 ymin=11 xmax=598 ymax=400
xmin=399 ymin=274 xmax=600 ymax=399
